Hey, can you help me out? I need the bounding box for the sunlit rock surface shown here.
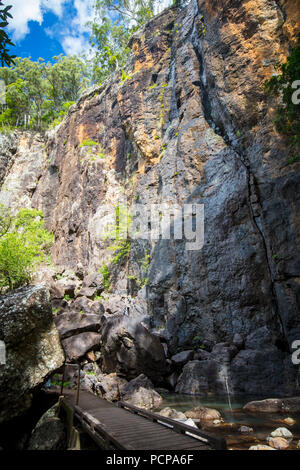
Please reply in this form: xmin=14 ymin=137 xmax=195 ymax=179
xmin=0 ymin=285 xmax=64 ymax=423
xmin=0 ymin=0 xmax=299 ymax=395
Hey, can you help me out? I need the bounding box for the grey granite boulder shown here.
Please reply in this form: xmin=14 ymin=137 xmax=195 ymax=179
xmin=54 ymin=313 xmax=102 ymax=339
xmin=62 ymin=332 xmax=101 ymax=361
xmin=0 ymin=285 xmax=64 ymax=424
xmin=171 ymin=350 xmax=194 ymax=368
xmin=121 ymin=374 xmax=163 ymax=410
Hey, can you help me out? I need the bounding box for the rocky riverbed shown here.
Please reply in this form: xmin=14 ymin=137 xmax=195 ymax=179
xmin=156 ymin=393 xmax=300 ymax=450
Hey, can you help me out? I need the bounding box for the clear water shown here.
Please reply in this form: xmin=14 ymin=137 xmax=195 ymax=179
xmin=157 ymin=393 xmax=300 ymax=450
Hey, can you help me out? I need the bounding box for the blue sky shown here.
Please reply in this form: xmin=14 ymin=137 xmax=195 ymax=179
xmin=6 ymin=0 xmax=94 ymax=62
xmin=5 ymin=0 xmax=171 ymax=63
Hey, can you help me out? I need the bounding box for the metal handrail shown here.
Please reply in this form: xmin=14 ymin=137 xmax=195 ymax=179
xmin=118 ymin=401 xmax=227 ymax=450
xmin=60 ymin=361 xmax=81 ymax=405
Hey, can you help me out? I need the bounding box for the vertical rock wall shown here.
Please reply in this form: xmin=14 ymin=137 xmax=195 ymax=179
xmin=0 ymin=0 xmax=299 ymax=394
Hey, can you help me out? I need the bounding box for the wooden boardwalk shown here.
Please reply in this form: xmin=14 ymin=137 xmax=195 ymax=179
xmin=61 ymin=390 xmax=226 ymax=450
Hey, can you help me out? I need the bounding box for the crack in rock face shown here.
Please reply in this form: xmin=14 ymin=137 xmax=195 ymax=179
xmin=0 ymin=0 xmax=299 ymax=402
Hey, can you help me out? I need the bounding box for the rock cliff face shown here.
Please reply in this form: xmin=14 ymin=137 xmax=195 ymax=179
xmin=0 ymin=0 xmax=299 ymax=396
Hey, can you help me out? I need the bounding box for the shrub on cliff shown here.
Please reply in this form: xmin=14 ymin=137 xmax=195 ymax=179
xmin=89 ymin=0 xmax=172 ymax=82
xmin=0 ymin=206 xmax=53 ymax=291
xmin=264 ymin=33 xmax=300 ymax=163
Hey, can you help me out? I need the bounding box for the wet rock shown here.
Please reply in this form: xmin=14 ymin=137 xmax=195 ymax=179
xmin=270 ymin=427 xmax=293 ymax=440
xmin=54 ymin=313 xmax=102 ymax=339
xmin=283 ymin=417 xmax=296 ymax=426
xmin=27 ymin=404 xmax=66 ymax=450
xmin=239 ymin=425 xmax=253 ymax=434
xmin=62 ymin=332 xmax=101 ymax=361
xmin=267 ymin=437 xmax=290 ymax=450
xmin=158 ymin=407 xmax=187 ymax=420
xmin=185 ymin=406 xmax=222 ymax=422
xmin=243 ymin=398 xmax=300 ymax=414
xmin=0 ymin=285 xmax=64 ymax=424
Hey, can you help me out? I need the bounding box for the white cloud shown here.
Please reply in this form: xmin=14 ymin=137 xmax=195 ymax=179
xmin=7 ymin=0 xmax=67 ymax=41
xmin=61 ymin=34 xmax=90 ymax=56
xmin=154 ymin=0 xmax=173 ymax=15
xmin=7 ymin=0 xmax=173 ymax=57
xmin=59 ymin=0 xmax=94 ymax=55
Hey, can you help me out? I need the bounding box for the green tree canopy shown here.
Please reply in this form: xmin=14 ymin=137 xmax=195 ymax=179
xmin=0 ymin=206 xmax=53 ymax=291
xmin=0 ymin=54 xmax=91 ymax=130
xmin=0 ymin=2 xmax=16 ymax=67
xmin=89 ymin=0 xmax=160 ymax=82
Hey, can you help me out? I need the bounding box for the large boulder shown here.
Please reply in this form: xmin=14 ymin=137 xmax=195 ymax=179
xmin=175 ymin=360 xmax=225 ymax=395
xmin=171 ymin=350 xmax=194 ymax=368
xmin=231 ymin=348 xmax=297 ymax=395
xmin=100 ymin=315 xmax=167 ymax=383
xmin=0 ymin=285 xmax=65 ymax=424
xmin=243 ymin=397 xmax=300 ymax=413
xmin=95 ymin=373 xmax=128 ymax=401
xmin=72 ymin=296 xmax=104 ymax=315
xmin=185 ymin=406 xmax=222 ymax=422
xmin=62 ymin=332 xmax=101 ymax=361
xmin=54 ymin=313 xmax=102 ymax=339
xmin=27 ymin=403 xmax=66 ymax=451
xmin=121 ymin=374 xmax=163 ymax=410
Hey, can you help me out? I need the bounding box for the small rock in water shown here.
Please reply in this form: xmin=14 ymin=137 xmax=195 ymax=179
xmin=270 ymin=427 xmax=293 ymax=440
xmin=185 ymin=406 xmax=222 ymax=421
xmin=267 ymin=437 xmax=290 ymax=450
xmin=159 ymin=407 xmax=187 ymax=420
xmin=249 ymin=445 xmax=275 ymax=451
xmin=239 ymin=425 xmax=253 ymax=433
xmin=283 ymin=417 xmax=296 ymax=426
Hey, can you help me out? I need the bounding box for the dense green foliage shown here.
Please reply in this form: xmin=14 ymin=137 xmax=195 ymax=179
xmin=0 ymin=1 xmax=174 ymax=129
xmin=89 ymin=0 xmax=158 ymax=82
xmin=0 ymin=54 xmax=90 ymax=130
xmin=264 ymin=34 xmax=300 ymax=163
xmin=0 ymin=2 xmax=15 ymax=67
xmin=0 ymin=206 xmax=53 ymax=291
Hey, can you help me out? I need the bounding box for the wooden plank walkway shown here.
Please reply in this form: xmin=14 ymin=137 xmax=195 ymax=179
xmin=61 ymin=390 xmax=226 ymax=450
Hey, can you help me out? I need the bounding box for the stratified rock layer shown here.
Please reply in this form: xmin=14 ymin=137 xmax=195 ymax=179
xmin=0 ymin=0 xmax=299 ymax=395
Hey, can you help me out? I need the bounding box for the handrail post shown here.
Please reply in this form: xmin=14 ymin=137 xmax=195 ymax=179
xmin=75 ymin=362 xmax=81 ymax=406
xmin=60 ymin=362 xmax=66 ymax=396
